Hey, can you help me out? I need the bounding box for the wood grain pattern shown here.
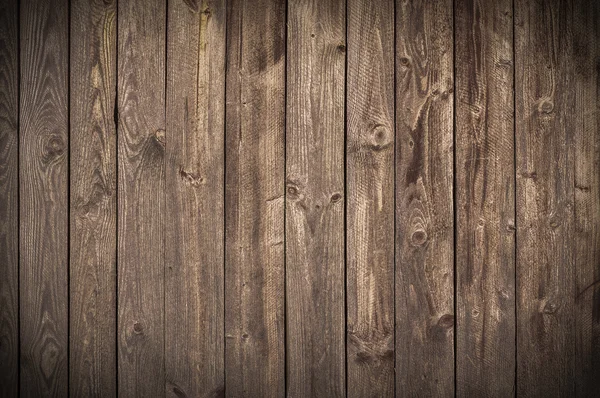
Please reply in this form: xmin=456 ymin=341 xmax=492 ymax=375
xmin=165 ymin=0 xmax=225 ymax=396
xmin=395 ymin=0 xmax=454 ymax=395
xmin=346 ymin=0 xmax=395 ymax=395
xmin=516 ymin=0 xmax=576 ymax=395
xmin=286 ymin=0 xmax=346 ymax=396
xmin=117 ymin=0 xmax=166 ymax=395
xmin=455 ymin=0 xmax=516 ymax=395
xmin=20 ymin=0 xmax=69 ymax=395
xmin=224 ymin=0 xmax=285 ymax=396
xmin=70 ymin=0 xmax=117 ymax=395
xmin=0 ymin=0 xmax=19 ymax=394
xmin=573 ymin=0 xmax=600 ymax=395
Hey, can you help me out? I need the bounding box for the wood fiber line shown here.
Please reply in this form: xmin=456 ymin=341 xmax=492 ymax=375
xmin=20 ymin=0 xmax=69 ymax=395
xmin=117 ymin=0 xmax=166 ymax=395
xmin=165 ymin=0 xmax=225 ymax=396
xmin=516 ymin=0 xmax=576 ymax=395
xmin=0 ymin=0 xmax=19 ymax=393
xmin=69 ymin=0 xmax=117 ymax=395
xmin=346 ymin=0 xmax=395 ymax=395
xmin=395 ymin=0 xmax=454 ymax=395
xmin=286 ymin=0 xmax=346 ymax=396
xmin=224 ymin=0 xmax=286 ymax=396
xmin=455 ymin=0 xmax=516 ymax=395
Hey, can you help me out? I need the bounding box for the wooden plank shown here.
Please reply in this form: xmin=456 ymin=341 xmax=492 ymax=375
xmin=19 ymin=0 xmax=69 ymax=395
xmin=224 ymin=0 xmax=285 ymax=396
xmin=515 ymin=0 xmax=576 ymax=395
xmin=117 ymin=0 xmax=166 ymax=395
xmin=394 ymin=0 xmax=454 ymax=395
xmin=455 ymin=0 xmax=516 ymax=395
xmin=164 ymin=0 xmax=225 ymax=396
xmin=573 ymin=0 xmax=600 ymax=395
xmin=286 ymin=0 xmax=346 ymax=396
xmin=0 ymin=0 xmax=19 ymax=393
xmin=346 ymin=0 xmax=395 ymax=395
xmin=69 ymin=0 xmax=117 ymax=395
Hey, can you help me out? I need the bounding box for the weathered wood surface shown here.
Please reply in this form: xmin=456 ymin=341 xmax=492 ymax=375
xmin=69 ymin=0 xmax=117 ymax=395
xmin=455 ymin=0 xmax=516 ymax=395
xmin=225 ymin=0 xmax=286 ymax=396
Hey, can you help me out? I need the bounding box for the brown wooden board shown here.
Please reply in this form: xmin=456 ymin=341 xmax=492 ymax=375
xmin=20 ymin=0 xmax=70 ymax=395
xmin=225 ymin=0 xmax=286 ymax=396
xmin=395 ymin=0 xmax=454 ymax=395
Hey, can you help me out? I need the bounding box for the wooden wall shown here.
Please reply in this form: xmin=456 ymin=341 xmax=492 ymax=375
xmin=0 ymin=0 xmax=599 ymax=396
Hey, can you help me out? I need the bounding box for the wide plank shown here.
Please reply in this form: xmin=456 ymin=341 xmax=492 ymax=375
xmin=286 ymin=0 xmax=346 ymax=396
xmin=455 ymin=0 xmax=516 ymax=395
xmin=20 ymin=0 xmax=69 ymax=395
xmin=224 ymin=0 xmax=286 ymax=396
xmin=117 ymin=0 xmax=166 ymax=395
xmin=395 ymin=0 xmax=454 ymax=395
xmin=164 ymin=0 xmax=225 ymax=396
xmin=0 ymin=0 xmax=19 ymax=393
xmin=346 ymin=0 xmax=395 ymax=395
xmin=69 ymin=0 xmax=117 ymax=395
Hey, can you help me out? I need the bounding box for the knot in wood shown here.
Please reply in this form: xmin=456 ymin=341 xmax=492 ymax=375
xmin=411 ymin=229 xmax=427 ymax=246
xmin=43 ymin=134 xmax=66 ymax=160
xmin=538 ymin=100 xmax=554 ymax=114
xmin=399 ymin=57 xmax=410 ymax=67
xmin=370 ymin=125 xmax=392 ymax=151
xmin=543 ymin=301 xmax=559 ymax=314
xmin=330 ymin=192 xmax=342 ymax=203
xmin=154 ymin=129 xmax=166 ymax=147
xmin=437 ymin=314 xmax=454 ymax=329
xmin=133 ymin=322 xmax=144 ymax=334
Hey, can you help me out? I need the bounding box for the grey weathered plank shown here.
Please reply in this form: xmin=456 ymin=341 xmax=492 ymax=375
xmin=117 ymin=0 xmax=166 ymax=395
xmin=224 ymin=0 xmax=286 ymax=396
xmin=286 ymin=0 xmax=346 ymax=396
xmin=515 ymin=0 xmax=576 ymax=395
xmin=455 ymin=0 xmax=516 ymax=395
xmin=346 ymin=0 xmax=395 ymax=395
xmin=395 ymin=0 xmax=454 ymax=395
xmin=164 ymin=0 xmax=225 ymax=396
xmin=20 ymin=0 xmax=69 ymax=395
xmin=0 ymin=0 xmax=19 ymax=393
xmin=573 ymin=0 xmax=600 ymax=395
xmin=69 ymin=0 xmax=117 ymax=395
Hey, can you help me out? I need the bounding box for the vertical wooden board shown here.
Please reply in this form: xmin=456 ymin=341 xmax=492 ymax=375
xmin=117 ymin=0 xmax=166 ymax=395
xmin=69 ymin=0 xmax=117 ymax=395
xmin=346 ymin=0 xmax=395 ymax=396
xmin=573 ymin=0 xmax=600 ymax=395
xmin=395 ymin=0 xmax=454 ymax=395
xmin=286 ymin=0 xmax=346 ymax=396
xmin=515 ymin=0 xmax=576 ymax=395
xmin=224 ymin=0 xmax=285 ymax=396
xmin=164 ymin=0 xmax=225 ymax=396
xmin=19 ymin=0 xmax=69 ymax=395
xmin=455 ymin=0 xmax=516 ymax=395
xmin=0 ymin=0 xmax=19 ymax=394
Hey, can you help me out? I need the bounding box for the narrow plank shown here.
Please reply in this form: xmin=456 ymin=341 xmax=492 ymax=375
xmin=164 ymin=0 xmax=225 ymax=396
xmin=455 ymin=0 xmax=516 ymax=395
xmin=117 ymin=0 xmax=166 ymax=395
xmin=224 ymin=0 xmax=285 ymax=396
xmin=20 ymin=0 xmax=69 ymax=395
xmin=0 ymin=0 xmax=19 ymax=393
xmin=70 ymin=0 xmax=117 ymax=395
xmin=286 ymin=0 xmax=346 ymax=396
xmin=346 ymin=0 xmax=395 ymax=395
xmin=395 ymin=0 xmax=454 ymax=395
xmin=515 ymin=0 xmax=576 ymax=395
xmin=573 ymin=0 xmax=600 ymax=395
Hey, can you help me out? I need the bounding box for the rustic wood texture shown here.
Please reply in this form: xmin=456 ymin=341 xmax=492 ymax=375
xmin=0 ymin=0 xmax=19 ymax=394
xmin=346 ymin=0 xmax=395 ymax=395
xmin=573 ymin=0 xmax=600 ymax=395
xmin=165 ymin=0 xmax=225 ymax=396
xmin=117 ymin=0 xmax=166 ymax=395
xmin=455 ymin=0 xmax=516 ymax=395
xmin=19 ymin=0 xmax=70 ymax=395
xmin=395 ymin=0 xmax=454 ymax=396
xmin=286 ymin=0 xmax=346 ymax=396
xmin=225 ymin=0 xmax=286 ymax=396
xmin=69 ymin=0 xmax=117 ymax=395
xmin=515 ymin=0 xmax=576 ymax=395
